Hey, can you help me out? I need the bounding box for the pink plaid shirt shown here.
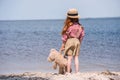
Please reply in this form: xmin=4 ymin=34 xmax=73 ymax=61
xmin=62 ymin=23 xmax=84 ymax=43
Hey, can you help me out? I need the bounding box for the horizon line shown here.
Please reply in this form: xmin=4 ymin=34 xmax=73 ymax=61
xmin=0 ymin=16 xmax=120 ymax=21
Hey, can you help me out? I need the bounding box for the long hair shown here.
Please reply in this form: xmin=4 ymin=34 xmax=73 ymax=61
xmin=61 ymin=17 xmax=81 ymax=35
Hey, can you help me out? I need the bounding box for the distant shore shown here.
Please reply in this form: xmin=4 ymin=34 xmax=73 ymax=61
xmin=0 ymin=71 xmax=120 ymax=80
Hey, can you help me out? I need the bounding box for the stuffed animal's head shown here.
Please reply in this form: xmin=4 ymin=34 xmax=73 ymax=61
xmin=47 ymin=49 xmax=58 ymax=62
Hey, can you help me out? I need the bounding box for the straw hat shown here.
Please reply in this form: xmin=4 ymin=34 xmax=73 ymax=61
xmin=67 ymin=8 xmax=80 ymax=18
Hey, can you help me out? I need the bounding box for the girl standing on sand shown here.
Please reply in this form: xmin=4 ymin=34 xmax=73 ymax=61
xmin=60 ymin=8 xmax=85 ymax=74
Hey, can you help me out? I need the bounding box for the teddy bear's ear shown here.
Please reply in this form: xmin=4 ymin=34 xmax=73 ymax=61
xmin=47 ymin=57 xmax=51 ymax=62
xmin=50 ymin=48 xmax=56 ymax=52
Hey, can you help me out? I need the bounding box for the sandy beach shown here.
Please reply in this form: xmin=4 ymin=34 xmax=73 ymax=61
xmin=0 ymin=71 xmax=120 ymax=80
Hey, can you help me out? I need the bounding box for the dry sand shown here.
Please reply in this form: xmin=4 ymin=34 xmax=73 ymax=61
xmin=0 ymin=70 xmax=120 ymax=80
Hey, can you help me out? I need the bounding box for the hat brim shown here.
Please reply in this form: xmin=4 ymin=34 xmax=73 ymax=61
xmin=67 ymin=15 xmax=80 ymax=18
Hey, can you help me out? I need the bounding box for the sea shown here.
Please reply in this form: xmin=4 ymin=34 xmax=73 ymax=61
xmin=0 ymin=18 xmax=120 ymax=74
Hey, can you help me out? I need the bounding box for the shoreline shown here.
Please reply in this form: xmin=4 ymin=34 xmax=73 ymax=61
xmin=0 ymin=71 xmax=120 ymax=80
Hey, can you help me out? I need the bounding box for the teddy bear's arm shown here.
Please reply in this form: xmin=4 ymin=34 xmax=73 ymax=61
xmin=53 ymin=62 xmax=57 ymax=69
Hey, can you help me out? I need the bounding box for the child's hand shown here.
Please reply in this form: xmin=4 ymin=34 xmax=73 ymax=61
xmin=60 ymin=43 xmax=65 ymax=52
xmin=60 ymin=47 xmax=65 ymax=51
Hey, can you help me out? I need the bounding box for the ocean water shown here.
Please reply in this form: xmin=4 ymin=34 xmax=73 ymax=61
xmin=0 ymin=18 xmax=120 ymax=74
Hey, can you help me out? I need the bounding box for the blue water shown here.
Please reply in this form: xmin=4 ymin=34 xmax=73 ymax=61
xmin=0 ymin=18 xmax=120 ymax=74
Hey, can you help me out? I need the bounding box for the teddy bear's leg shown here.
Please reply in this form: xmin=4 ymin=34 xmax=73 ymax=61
xmin=70 ymin=68 xmax=72 ymax=73
xmin=53 ymin=62 xmax=57 ymax=69
xmin=65 ymin=66 xmax=72 ymax=73
xmin=59 ymin=66 xmax=64 ymax=74
xmin=62 ymin=66 xmax=66 ymax=74
xmin=65 ymin=66 xmax=67 ymax=72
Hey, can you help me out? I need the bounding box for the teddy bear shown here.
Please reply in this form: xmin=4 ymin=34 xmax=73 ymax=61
xmin=47 ymin=49 xmax=68 ymax=74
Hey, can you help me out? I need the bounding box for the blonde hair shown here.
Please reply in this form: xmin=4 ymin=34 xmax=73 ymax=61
xmin=61 ymin=17 xmax=80 ymax=35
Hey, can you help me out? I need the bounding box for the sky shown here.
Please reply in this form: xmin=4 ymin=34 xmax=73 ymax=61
xmin=0 ymin=0 xmax=120 ymax=20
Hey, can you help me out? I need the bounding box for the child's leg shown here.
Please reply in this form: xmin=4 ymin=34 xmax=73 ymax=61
xmin=74 ymin=56 xmax=79 ymax=73
xmin=67 ymin=56 xmax=73 ymax=73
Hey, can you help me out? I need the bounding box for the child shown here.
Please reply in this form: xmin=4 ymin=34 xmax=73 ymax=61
xmin=60 ymin=8 xmax=85 ymax=74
